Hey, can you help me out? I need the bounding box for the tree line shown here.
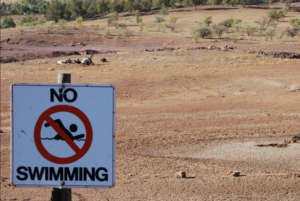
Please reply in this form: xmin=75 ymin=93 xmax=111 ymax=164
xmin=1 ymin=0 xmax=282 ymax=20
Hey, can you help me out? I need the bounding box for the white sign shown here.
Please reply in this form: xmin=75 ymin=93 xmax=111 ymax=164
xmin=11 ymin=83 xmax=116 ymax=188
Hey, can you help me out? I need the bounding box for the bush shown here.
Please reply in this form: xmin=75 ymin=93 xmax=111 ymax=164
xmin=168 ymin=16 xmax=179 ymax=30
xmin=285 ymin=27 xmax=299 ymax=38
xmin=159 ymin=3 xmax=168 ymax=16
xmin=230 ymin=32 xmax=238 ymax=43
xmin=102 ymin=29 xmax=111 ymax=37
xmin=214 ymin=26 xmax=227 ymax=39
xmin=43 ymin=21 xmax=55 ymax=33
xmin=282 ymin=6 xmax=289 ymax=13
xmin=0 ymin=16 xmax=16 ymax=28
xmin=20 ymin=16 xmax=45 ymax=27
xmin=267 ymin=8 xmax=285 ymax=21
xmin=263 ymin=27 xmax=276 ymax=40
xmin=194 ymin=27 xmax=213 ymax=39
xmin=154 ymin=16 xmax=165 ymax=23
xmin=204 ymin=15 xmax=212 ymax=27
xmin=136 ymin=16 xmax=143 ymax=23
xmin=255 ymin=16 xmax=278 ymax=31
xmin=75 ymin=16 xmax=83 ymax=23
xmin=121 ymin=28 xmax=130 ymax=37
xmin=289 ymin=18 xmax=300 ymax=28
xmin=139 ymin=22 xmax=145 ymax=31
xmin=242 ymin=23 xmax=257 ymax=36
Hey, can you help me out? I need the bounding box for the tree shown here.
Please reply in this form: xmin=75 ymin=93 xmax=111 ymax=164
xmin=242 ymin=23 xmax=257 ymax=36
xmin=263 ymin=27 xmax=276 ymax=40
xmin=169 ymin=0 xmax=175 ymax=7
xmin=97 ymin=0 xmax=110 ymax=14
xmin=286 ymin=27 xmax=299 ymax=38
xmin=191 ymin=0 xmax=206 ymax=10
xmin=289 ymin=18 xmax=300 ymax=28
xmin=70 ymin=0 xmax=83 ymax=19
xmin=159 ymin=3 xmax=168 ymax=16
xmin=204 ymin=15 xmax=212 ymax=27
xmin=83 ymin=0 xmax=98 ymax=17
xmin=152 ymin=0 xmax=161 ymax=9
xmin=267 ymin=7 xmax=285 ymax=22
xmin=45 ymin=0 xmax=65 ymax=22
xmin=124 ymin=0 xmax=134 ymax=12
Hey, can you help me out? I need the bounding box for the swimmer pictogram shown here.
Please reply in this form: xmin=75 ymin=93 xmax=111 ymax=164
xmin=34 ymin=105 xmax=93 ymax=164
xmin=41 ymin=119 xmax=85 ymax=141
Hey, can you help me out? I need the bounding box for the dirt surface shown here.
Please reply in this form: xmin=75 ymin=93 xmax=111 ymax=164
xmin=2 ymin=5 xmax=300 ymax=201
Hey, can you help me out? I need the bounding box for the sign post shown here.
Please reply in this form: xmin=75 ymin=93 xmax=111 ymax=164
xmin=11 ymin=73 xmax=116 ymax=200
xmin=52 ymin=73 xmax=72 ymax=201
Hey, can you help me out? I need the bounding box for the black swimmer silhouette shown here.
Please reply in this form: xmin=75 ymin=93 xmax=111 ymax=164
xmin=42 ymin=119 xmax=85 ymax=141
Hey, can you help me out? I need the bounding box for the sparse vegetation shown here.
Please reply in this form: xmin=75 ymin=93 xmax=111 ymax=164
xmin=267 ymin=7 xmax=286 ymax=22
xmin=0 ymin=16 xmax=16 ymax=28
xmin=230 ymin=32 xmax=238 ymax=43
xmin=242 ymin=23 xmax=257 ymax=36
xmin=102 ymin=28 xmax=111 ymax=37
xmin=204 ymin=15 xmax=212 ymax=27
xmin=194 ymin=27 xmax=213 ymax=39
xmin=285 ymin=27 xmax=299 ymax=38
xmin=155 ymin=16 xmax=165 ymax=23
xmin=263 ymin=27 xmax=276 ymax=40
xmin=159 ymin=3 xmax=168 ymax=16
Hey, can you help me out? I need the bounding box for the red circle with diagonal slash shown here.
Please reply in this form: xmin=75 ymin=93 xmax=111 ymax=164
xmin=34 ymin=105 xmax=93 ymax=164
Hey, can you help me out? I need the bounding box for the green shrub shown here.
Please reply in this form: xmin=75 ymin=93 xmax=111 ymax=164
xmin=139 ymin=22 xmax=145 ymax=31
xmin=159 ymin=3 xmax=168 ymax=16
xmin=214 ymin=26 xmax=227 ymax=39
xmin=154 ymin=16 xmax=165 ymax=23
xmin=263 ymin=27 xmax=276 ymax=40
xmin=121 ymin=28 xmax=130 ymax=37
xmin=282 ymin=7 xmax=289 ymax=13
xmin=43 ymin=21 xmax=55 ymax=33
xmin=136 ymin=16 xmax=143 ymax=23
xmin=267 ymin=7 xmax=285 ymax=21
xmin=0 ymin=16 xmax=16 ymax=28
xmin=289 ymin=18 xmax=300 ymax=28
xmin=20 ymin=16 xmax=44 ymax=27
xmin=194 ymin=27 xmax=213 ymax=39
xmin=230 ymin=32 xmax=238 ymax=43
xmin=285 ymin=27 xmax=299 ymax=38
xmin=204 ymin=15 xmax=212 ymax=27
xmin=75 ymin=17 xmax=83 ymax=23
xmin=242 ymin=23 xmax=257 ymax=36
xmin=102 ymin=29 xmax=111 ymax=37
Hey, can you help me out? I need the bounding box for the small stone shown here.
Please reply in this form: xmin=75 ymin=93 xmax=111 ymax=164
xmin=175 ymin=171 xmax=186 ymax=178
xmin=128 ymin=174 xmax=133 ymax=176
xmin=226 ymin=171 xmax=233 ymax=175
xmin=78 ymin=76 xmax=81 ymax=78
xmin=233 ymin=171 xmax=240 ymax=177
xmin=239 ymin=90 xmax=244 ymax=92
xmin=48 ymin=68 xmax=54 ymax=71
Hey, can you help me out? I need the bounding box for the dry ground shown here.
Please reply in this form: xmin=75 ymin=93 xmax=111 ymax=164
xmin=1 ymin=6 xmax=300 ymax=201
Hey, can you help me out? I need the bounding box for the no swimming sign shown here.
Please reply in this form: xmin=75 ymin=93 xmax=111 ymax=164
xmin=11 ymin=83 xmax=116 ymax=188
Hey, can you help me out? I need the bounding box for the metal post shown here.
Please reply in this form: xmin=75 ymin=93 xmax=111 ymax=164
xmin=51 ymin=73 xmax=72 ymax=201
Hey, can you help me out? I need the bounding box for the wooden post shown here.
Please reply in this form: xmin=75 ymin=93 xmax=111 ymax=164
xmin=51 ymin=73 xmax=72 ymax=201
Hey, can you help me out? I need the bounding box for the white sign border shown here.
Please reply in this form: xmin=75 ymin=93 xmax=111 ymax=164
xmin=10 ymin=83 xmax=116 ymax=189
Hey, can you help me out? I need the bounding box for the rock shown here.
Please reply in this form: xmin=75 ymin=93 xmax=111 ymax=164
xmin=175 ymin=171 xmax=186 ymax=178
xmin=239 ymin=89 xmax=244 ymax=92
xmin=226 ymin=171 xmax=233 ymax=175
xmin=48 ymin=68 xmax=54 ymax=71
xmin=207 ymin=45 xmax=213 ymax=50
xmin=233 ymin=171 xmax=240 ymax=177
